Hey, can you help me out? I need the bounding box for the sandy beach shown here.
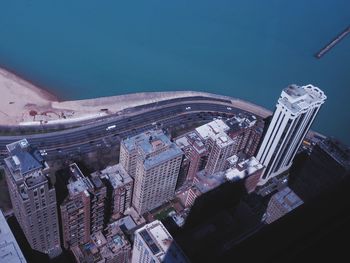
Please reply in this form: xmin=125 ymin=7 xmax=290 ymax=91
xmin=0 ymin=68 xmax=271 ymax=126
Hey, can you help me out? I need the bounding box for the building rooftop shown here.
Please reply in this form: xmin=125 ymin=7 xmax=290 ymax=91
xmin=194 ymin=171 xmax=227 ymax=194
xmin=186 ymin=132 xmax=206 ymax=153
xmin=91 ymin=231 xmax=107 ymax=248
xmin=226 ymin=156 xmax=264 ymax=181
xmin=123 ymin=129 xmax=169 ymax=154
xmin=24 ymin=170 xmax=47 ymax=188
xmin=95 ymin=164 xmax=133 ymax=189
xmin=225 ymin=113 xmax=257 ymax=132
xmin=271 ymin=187 xmax=303 ymax=212
xmin=143 ymin=145 xmax=183 ymax=170
xmin=112 ymin=215 xmax=137 ymax=232
xmin=175 ymin=131 xmax=206 ymax=155
xmin=226 ymin=155 xmax=239 ymax=167
xmin=319 ymin=138 xmax=350 ymax=170
xmin=124 ymin=207 xmax=146 ymax=226
xmin=175 ymin=136 xmax=190 ymax=148
xmin=5 ymin=139 xmax=45 ymax=179
xmin=196 ymin=120 xmax=233 ymax=148
xmin=0 ymin=209 xmax=27 ymax=263
xmin=137 ymin=220 xmax=188 ymax=262
xmin=279 ymin=84 xmax=327 ymax=114
xmin=74 ymin=224 xmax=131 ymax=263
xmin=123 ymin=129 xmax=183 ymax=170
xmin=90 ymin=174 xmax=104 ymax=189
xmin=67 ymin=163 xmax=93 ymax=196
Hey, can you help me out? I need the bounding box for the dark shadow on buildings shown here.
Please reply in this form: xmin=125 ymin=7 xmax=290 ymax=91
xmin=163 ymin=180 xmax=267 ymax=263
xmin=163 ymin=141 xmax=350 ymax=262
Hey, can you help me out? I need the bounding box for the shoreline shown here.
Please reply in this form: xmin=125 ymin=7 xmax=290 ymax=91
xmin=0 ymin=67 xmax=272 ymax=126
xmin=0 ymin=66 xmax=59 ymax=102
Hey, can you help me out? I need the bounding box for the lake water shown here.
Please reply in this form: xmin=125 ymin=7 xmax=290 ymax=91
xmin=0 ymin=0 xmax=349 ymax=144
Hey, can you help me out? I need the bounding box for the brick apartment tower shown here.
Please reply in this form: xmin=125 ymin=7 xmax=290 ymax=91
xmin=60 ymin=163 xmax=106 ymax=249
xmin=225 ymin=113 xmax=264 ymax=157
xmin=175 ymin=131 xmax=208 ymax=185
xmin=92 ymin=163 xmax=133 ymax=220
xmin=4 ymin=139 xmax=62 ymax=257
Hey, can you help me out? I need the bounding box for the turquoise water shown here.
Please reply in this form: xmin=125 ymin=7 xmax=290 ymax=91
xmin=0 ymin=0 xmax=349 ymax=144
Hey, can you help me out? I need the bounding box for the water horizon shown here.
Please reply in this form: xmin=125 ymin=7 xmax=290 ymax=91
xmin=0 ymin=0 xmax=349 ymax=144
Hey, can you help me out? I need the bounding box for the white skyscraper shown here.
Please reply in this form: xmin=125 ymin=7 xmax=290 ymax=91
xmin=256 ymin=84 xmax=326 ymax=186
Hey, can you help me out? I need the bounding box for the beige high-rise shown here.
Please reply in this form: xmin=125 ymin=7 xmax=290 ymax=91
xmin=121 ymin=130 xmax=183 ymax=215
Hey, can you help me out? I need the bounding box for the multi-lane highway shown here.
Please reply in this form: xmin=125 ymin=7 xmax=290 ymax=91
xmin=0 ymin=95 xmax=263 ymax=163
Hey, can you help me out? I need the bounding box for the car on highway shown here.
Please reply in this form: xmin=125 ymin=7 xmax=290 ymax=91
xmin=106 ymin=125 xmax=116 ymax=131
xmin=185 ymin=106 xmax=191 ymax=110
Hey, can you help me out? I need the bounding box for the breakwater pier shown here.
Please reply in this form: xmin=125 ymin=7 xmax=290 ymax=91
xmin=315 ymin=26 xmax=350 ymax=59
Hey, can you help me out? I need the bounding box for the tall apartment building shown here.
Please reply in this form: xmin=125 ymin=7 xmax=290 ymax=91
xmin=131 ymin=220 xmax=188 ymax=263
xmin=60 ymin=163 xmax=93 ymax=249
xmin=93 ymin=164 xmax=133 ymax=220
xmin=120 ymin=137 xmax=139 ymax=178
xmin=256 ymin=84 xmax=326 ymax=186
xmin=196 ymin=119 xmax=236 ymax=175
xmin=60 ymin=163 xmax=106 ymax=249
xmin=89 ymin=173 xmax=107 ymax=233
xmin=175 ymin=131 xmax=208 ymax=184
xmin=121 ymin=130 xmax=183 ymax=215
xmin=225 ymin=113 xmax=264 ymax=157
xmin=176 ymin=155 xmax=190 ymax=189
xmin=4 ymin=139 xmax=61 ymax=257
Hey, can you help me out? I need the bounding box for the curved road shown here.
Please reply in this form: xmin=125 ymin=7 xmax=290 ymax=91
xmin=0 ymin=95 xmax=266 ymax=162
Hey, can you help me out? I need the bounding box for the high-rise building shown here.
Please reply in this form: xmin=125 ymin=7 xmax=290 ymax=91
xmin=175 ymin=131 xmax=208 ymax=185
xmin=225 ymin=156 xmax=264 ymax=193
xmin=196 ymin=119 xmax=236 ymax=175
xmin=265 ymin=187 xmax=303 ymax=224
xmin=183 ymin=185 xmax=202 ymax=208
xmin=120 ymin=137 xmax=139 ymax=178
xmin=93 ymin=164 xmax=133 ymax=220
xmin=256 ymin=84 xmax=326 ymax=186
xmin=60 ymin=163 xmax=106 ymax=249
xmin=0 ymin=209 xmax=27 ymax=263
xmin=60 ymin=163 xmax=93 ymax=249
xmin=89 ymin=173 xmax=107 ymax=233
xmin=121 ymin=130 xmax=183 ymax=215
xmin=225 ymin=113 xmax=263 ymax=157
xmin=4 ymin=139 xmax=61 ymax=257
xmin=176 ymin=155 xmax=191 ymax=189
xmin=131 ymin=220 xmax=188 ymax=263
